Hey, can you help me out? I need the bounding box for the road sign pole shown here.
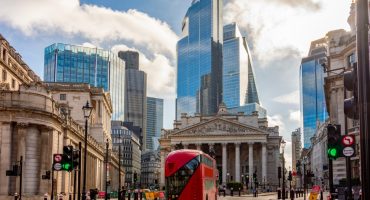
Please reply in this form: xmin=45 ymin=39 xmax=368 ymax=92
xmin=51 ymin=167 xmax=54 ymax=200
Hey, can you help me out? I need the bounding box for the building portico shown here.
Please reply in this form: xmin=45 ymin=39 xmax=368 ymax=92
xmin=159 ymin=105 xmax=282 ymax=189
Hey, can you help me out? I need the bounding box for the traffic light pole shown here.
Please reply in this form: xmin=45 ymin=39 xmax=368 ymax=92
xmin=105 ymin=139 xmax=109 ymax=200
xmin=356 ymin=0 xmax=370 ymax=199
xmin=51 ymin=166 xmax=54 ymax=200
xmin=329 ymin=159 xmax=333 ymax=194
xmin=78 ymin=142 xmax=81 ymax=200
xmin=344 ymin=89 xmax=353 ymax=200
xmin=19 ymin=156 xmax=22 ymax=200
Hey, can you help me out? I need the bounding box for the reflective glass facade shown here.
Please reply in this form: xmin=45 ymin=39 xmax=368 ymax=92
xmin=223 ymin=23 xmax=259 ymax=108
xmin=176 ymin=0 xmax=223 ymax=119
xmin=228 ymin=103 xmax=267 ymax=118
xmin=300 ymin=52 xmax=328 ymax=148
xmin=146 ymin=97 xmax=163 ymax=151
xmin=44 ymin=43 xmax=125 ymax=121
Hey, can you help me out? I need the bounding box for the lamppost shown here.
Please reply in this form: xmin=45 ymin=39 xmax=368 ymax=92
xmin=118 ymin=135 xmax=122 ymax=200
xmin=82 ymin=101 xmax=93 ymax=200
xmin=281 ymin=139 xmax=286 ymax=200
xmin=302 ymin=156 xmax=307 ymax=200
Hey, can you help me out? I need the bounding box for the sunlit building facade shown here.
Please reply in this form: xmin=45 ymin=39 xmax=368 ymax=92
xmin=176 ymin=0 xmax=223 ymax=119
xmin=300 ymin=39 xmax=328 ymax=148
xmin=44 ymin=43 xmax=126 ymax=121
xmin=223 ymin=23 xmax=259 ymax=108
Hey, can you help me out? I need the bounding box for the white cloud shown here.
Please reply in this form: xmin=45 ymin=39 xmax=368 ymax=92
xmin=283 ymin=140 xmax=293 ymax=170
xmin=273 ymin=90 xmax=300 ymax=105
xmin=267 ymin=114 xmax=286 ymax=133
xmin=0 ymin=0 xmax=178 ymax=59
xmin=289 ymin=110 xmax=301 ymax=122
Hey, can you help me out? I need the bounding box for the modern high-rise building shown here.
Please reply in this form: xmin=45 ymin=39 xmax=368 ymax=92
xmin=118 ymin=51 xmax=147 ymax=151
xmin=118 ymin=51 xmax=139 ymax=70
xmin=44 ymin=43 xmax=126 ymax=121
xmin=146 ymin=97 xmax=163 ymax=151
xmin=176 ymin=0 xmax=223 ymax=119
xmin=223 ymin=23 xmax=260 ymax=108
xmin=300 ymin=39 xmax=328 ymax=148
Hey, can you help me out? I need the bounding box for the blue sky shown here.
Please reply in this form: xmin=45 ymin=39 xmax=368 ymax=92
xmin=0 ymin=0 xmax=352 ymax=166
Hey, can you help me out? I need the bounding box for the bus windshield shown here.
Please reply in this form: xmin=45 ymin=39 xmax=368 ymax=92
xmin=166 ymin=155 xmax=200 ymax=198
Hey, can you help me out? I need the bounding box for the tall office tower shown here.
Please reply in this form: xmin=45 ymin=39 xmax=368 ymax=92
xmin=300 ymin=39 xmax=328 ymax=148
xmin=146 ymin=97 xmax=163 ymax=151
xmin=118 ymin=51 xmax=139 ymax=70
xmin=44 ymin=43 xmax=126 ymax=121
xmin=118 ymin=51 xmax=148 ymax=151
xmin=176 ymin=0 xmax=223 ymax=119
xmin=223 ymin=23 xmax=259 ymax=108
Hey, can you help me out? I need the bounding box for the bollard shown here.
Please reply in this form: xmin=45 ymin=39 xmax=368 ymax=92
xmin=223 ymin=189 xmax=226 ymax=197
xmin=278 ymin=189 xmax=281 ymax=199
xmin=238 ymin=188 xmax=241 ymax=197
xmin=290 ymin=190 xmax=294 ymax=200
xmin=128 ymin=191 xmax=131 ymax=200
xmin=14 ymin=193 xmax=19 ymax=200
xmin=230 ymin=188 xmax=233 ymax=196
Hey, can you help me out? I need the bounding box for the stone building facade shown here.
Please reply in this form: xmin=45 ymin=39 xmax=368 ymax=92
xmin=0 ymin=84 xmax=123 ymax=200
xmin=0 ymin=34 xmax=40 ymax=90
xmin=141 ymin=150 xmax=161 ymax=188
xmin=159 ymin=105 xmax=282 ymax=189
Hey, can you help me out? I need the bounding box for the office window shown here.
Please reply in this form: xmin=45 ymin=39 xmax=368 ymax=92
xmin=60 ymin=94 xmax=66 ymax=100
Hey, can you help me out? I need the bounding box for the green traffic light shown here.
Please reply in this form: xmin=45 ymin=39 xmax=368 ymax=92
xmin=328 ymin=148 xmax=338 ymax=157
xmin=62 ymin=163 xmax=72 ymax=170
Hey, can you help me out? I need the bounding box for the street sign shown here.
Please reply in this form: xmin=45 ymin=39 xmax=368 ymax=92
xmin=53 ymin=163 xmax=62 ymax=171
xmin=341 ymin=135 xmax=355 ymax=146
xmin=343 ymin=147 xmax=355 ymax=157
xmin=54 ymin=154 xmax=62 ymax=162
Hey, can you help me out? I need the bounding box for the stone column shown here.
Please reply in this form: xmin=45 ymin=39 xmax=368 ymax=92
xmin=235 ymin=142 xmax=241 ymax=182
xmin=262 ymin=142 xmax=267 ymax=185
xmin=196 ymin=143 xmax=201 ymax=151
xmin=183 ymin=143 xmax=189 ymax=149
xmin=248 ymin=142 xmax=254 ymax=185
xmin=159 ymin=150 xmax=166 ymax=187
xmin=0 ymin=122 xmax=12 ymax=195
xmin=24 ymin=126 xmax=41 ymax=195
xmin=222 ymin=143 xmax=227 ymax=185
xmin=209 ymin=143 xmax=214 ymax=153
xmin=39 ymin=127 xmax=52 ymax=195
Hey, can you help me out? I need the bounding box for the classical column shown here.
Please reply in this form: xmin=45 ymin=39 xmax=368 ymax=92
xmin=222 ymin=143 xmax=227 ymax=185
xmin=39 ymin=127 xmax=52 ymax=195
xmin=183 ymin=143 xmax=189 ymax=149
xmin=196 ymin=143 xmax=201 ymax=151
xmin=159 ymin=150 xmax=166 ymax=187
xmin=248 ymin=142 xmax=254 ymax=185
xmin=0 ymin=122 xmax=12 ymax=195
xmin=235 ymin=142 xmax=241 ymax=182
xmin=209 ymin=143 xmax=214 ymax=152
xmin=262 ymin=142 xmax=267 ymax=185
xmin=24 ymin=126 xmax=41 ymax=195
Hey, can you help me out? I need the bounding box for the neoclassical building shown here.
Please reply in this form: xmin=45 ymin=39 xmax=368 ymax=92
xmin=0 ymin=83 xmax=123 ymax=200
xmin=159 ymin=104 xmax=282 ymax=189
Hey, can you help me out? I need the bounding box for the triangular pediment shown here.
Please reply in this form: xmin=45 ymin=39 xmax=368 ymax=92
xmin=171 ymin=117 xmax=266 ymax=136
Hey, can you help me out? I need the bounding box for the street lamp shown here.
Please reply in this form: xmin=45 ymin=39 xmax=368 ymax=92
xmin=281 ymin=139 xmax=286 ymax=200
xmin=82 ymin=101 xmax=92 ymax=200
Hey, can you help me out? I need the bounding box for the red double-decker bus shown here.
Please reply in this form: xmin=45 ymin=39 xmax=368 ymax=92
xmin=165 ymin=149 xmax=218 ymax=200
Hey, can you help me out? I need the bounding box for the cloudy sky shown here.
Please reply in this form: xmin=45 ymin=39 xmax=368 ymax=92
xmin=0 ymin=0 xmax=351 ymax=167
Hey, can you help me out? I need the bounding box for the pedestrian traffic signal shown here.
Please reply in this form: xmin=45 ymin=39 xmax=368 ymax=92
xmin=344 ymin=63 xmax=359 ymax=119
xmin=62 ymin=145 xmax=73 ymax=171
xmin=327 ymin=124 xmax=342 ymax=159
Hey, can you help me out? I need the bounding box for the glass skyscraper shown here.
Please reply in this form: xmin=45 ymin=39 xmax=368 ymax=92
xmin=223 ymin=23 xmax=259 ymax=108
xmin=176 ymin=0 xmax=223 ymax=119
xmin=300 ymin=41 xmax=328 ymax=148
xmin=44 ymin=43 xmax=126 ymax=121
xmin=146 ymin=97 xmax=163 ymax=151
xmin=118 ymin=51 xmax=147 ymax=151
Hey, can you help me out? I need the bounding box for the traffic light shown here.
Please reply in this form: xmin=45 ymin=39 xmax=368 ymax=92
xmin=62 ymin=145 xmax=73 ymax=171
xmin=134 ymin=172 xmax=138 ymax=182
xmin=327 ymin=124 xmax=342 ymax=159
xmin=72 ymin=150 xmax=80 ymax=169
xmin=344 ymin=63 xmax=359 ymax=119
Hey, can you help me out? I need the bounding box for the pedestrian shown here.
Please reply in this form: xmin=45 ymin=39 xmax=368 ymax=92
xmin=120 ymin=186 xmax=126 ymax=200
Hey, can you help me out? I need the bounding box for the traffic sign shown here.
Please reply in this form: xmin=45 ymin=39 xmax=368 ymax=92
xmin=343 ymin=147 xmax=355 ymax=157
xmin=341 ymin=135 xmax=355 ymax=146
xmin=54 ymin=154 xmax=62 ymax=162
xmin=53 ymin=163 xmax=62 ymax=171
